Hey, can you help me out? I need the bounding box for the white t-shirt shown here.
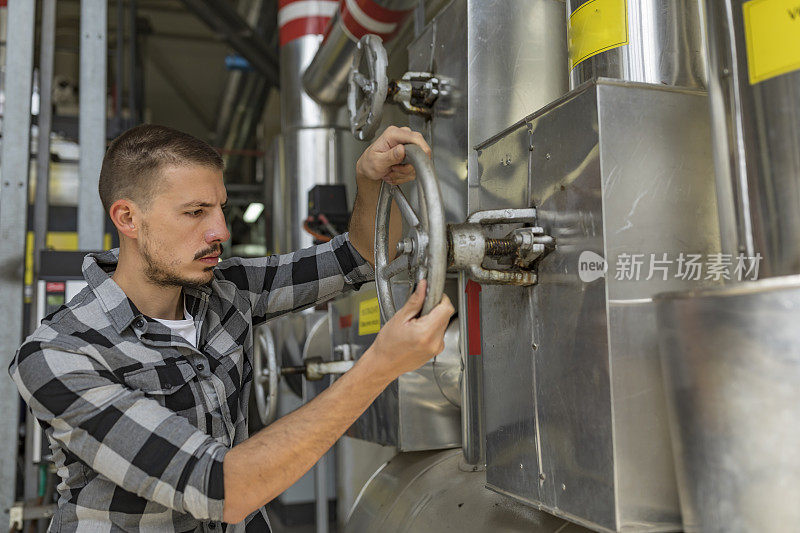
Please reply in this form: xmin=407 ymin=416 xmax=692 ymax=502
xmin=153 ymin=302 xmax=197 ymax=348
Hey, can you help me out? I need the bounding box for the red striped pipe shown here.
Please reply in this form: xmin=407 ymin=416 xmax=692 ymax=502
xmin=278 ymin=0 xmax=339 ymax=47
xmin=336 ymin=0 xmax=413 ymax=42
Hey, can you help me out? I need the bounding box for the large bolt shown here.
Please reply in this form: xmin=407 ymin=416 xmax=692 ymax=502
xmin=396 ymin=237 xmax=414 ymax=256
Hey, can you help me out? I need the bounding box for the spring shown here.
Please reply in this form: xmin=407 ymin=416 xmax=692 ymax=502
xmin=485 ymin=238 xmax=517 ymax=256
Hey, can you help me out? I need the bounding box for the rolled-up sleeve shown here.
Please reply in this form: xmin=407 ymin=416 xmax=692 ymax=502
xmin=9 ymin=340 xmax=228 ymax=521
xmin=215 ymin=232 xmax=374 ymax=324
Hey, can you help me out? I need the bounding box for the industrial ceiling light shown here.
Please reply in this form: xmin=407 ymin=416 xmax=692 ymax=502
xmin=243 ymin=202 xmax=264 ymax=223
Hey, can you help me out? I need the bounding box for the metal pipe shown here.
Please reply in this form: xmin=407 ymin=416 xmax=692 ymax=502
xmin=33 ymin=0 xmax=57 ymax=292
xmin=702 ymin=0 xmax=800 ymax=278
xmin=27 ymin=0 xmax=56 ymax=516
xmin=277 ymin=0 xmax=363 ymax=251
xmin=459 ymin=272 xmax=485 ymax=468
xmin=302 ymin=0 xmax=417 ymax=106
xmin=566 ymin=0 xmax=707 ymax=90
xmin=314 ymin=453 xmax=329 ymax=533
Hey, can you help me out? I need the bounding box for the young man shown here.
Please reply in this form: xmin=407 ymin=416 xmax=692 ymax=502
xmin=10 ymin=124 xmax=454 ymax=532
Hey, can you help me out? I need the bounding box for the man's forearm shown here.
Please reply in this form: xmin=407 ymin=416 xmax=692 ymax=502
xmin=222 ymin=350 xmax=391 ymax=523
xmin=348 ymin=176 xmax=401 ymax=267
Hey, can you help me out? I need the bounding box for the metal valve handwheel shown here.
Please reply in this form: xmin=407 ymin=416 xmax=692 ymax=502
xmin=348 ymin=34 xmax=388 ymax=141
xmin=375 ymin=144 xmax=447 ymax=321
xmin=253 ymin=325 xmax=279 ymax=426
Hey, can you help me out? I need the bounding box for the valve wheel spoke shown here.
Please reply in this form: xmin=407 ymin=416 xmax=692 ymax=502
xmin=380 ymin=255 xmax=410 ymax=281
xmin=390 ymin=186 xmax=421 ymax=228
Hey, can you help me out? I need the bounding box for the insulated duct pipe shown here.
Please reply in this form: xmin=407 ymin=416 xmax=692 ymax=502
xmin=277 ymin=1 xmax=364 ymax=251
xmin=302 ymin=0 xmax=417 ymax=106
xmin=702 ymin=0 xmax=800 ymax=278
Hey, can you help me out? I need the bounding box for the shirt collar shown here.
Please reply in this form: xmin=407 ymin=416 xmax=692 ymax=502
xmin=82 ymin=249 xmax=211 ymax=334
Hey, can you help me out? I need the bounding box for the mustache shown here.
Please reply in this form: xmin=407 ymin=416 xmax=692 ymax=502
xmin=194 ymin=244 xmax=224 ymax=260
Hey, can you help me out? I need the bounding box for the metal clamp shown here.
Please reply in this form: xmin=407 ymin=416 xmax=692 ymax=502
xmin=388 ymin=71 xmax=447 ymax=118
xmin=449 ymin=209 xmax=554 ymax=286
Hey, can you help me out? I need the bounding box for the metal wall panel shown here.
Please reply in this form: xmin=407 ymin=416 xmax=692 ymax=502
xmin=528 ymin=89 xmax=615 ymax=527
xmin=480 ymin=81 xmax=719 ymax=532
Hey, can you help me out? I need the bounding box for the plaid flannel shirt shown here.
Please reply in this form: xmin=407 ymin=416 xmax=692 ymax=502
xmin=9 ymin=233 xmax=373 ymax=532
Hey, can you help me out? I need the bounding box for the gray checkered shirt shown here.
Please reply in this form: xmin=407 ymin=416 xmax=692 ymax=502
xmin=9 ymin=233 xmax=373 ymax=532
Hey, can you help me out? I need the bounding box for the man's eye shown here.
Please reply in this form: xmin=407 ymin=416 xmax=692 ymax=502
xmin=186 ymin=210 xmax=203 ymax=217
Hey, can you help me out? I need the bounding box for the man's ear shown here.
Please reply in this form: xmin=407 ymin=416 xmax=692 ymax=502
xmin=109 ymin=199 xmax=139 ymax=239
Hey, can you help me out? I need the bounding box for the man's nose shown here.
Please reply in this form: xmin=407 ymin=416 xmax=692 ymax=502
xmin=204 ymin=210 xmax=230 ymax=244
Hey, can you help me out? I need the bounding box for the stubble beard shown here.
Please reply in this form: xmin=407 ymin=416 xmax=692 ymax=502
xmin=140 ymin=225 xmax=214 ymax=289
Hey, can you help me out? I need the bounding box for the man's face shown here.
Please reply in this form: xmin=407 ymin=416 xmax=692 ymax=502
xmin=137 ymin=164 xmax=230 ymax=288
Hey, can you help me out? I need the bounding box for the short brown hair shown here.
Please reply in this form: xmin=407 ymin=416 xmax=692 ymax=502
xmin=99 ymin=124 xmax=223 ymax=213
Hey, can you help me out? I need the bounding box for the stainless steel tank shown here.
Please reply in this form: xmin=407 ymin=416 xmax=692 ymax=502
xmin=566 ymin=0 xmax=707 ymax=90
xmin=656 ymin=277 xmax=800 ymax=533
xmin=345 ymin=449 xmax=592 ymax=533
xmin=702 ymin=0 xmax=800 ymax=278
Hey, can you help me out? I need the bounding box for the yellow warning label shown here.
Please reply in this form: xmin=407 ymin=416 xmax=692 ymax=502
xmin=358 ymin=298 xmax=381 ymax=336
xmin=743 ymin=0 xmax=800 ymax=84
xmin=568 ymin=0 xmax=629 ymax=70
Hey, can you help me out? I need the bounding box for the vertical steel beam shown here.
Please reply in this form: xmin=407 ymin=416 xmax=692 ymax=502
xmin=78 ymin=0 xmax=108 ymax=250
xmin=128 ymin=0 xmax=138 ymax=125
xmin=25 ymin=0 xmax=58 ymax=508
xmin=0 ymin=0 xmax=36 ymax=521
xmin=33 ymin=0 xmax=57 ymax=299
xmin=115 ymin=0 xmax=124 ymax=132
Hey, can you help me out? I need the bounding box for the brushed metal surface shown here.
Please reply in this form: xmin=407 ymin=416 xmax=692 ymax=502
xmin=479 ymin=80 xmax=720 ymax=531
xmin=280 ymin=35 xmax=346 ymax=131
xmin=567 ymin=0 xmax=707 ymax=90
xmin=403 ymin=0 xmax=568 ymax=465
xmin=468 ymin=0 xmax=568 ymax=149
xmin=345 ymin=449 xmax=591 ymax=533
xmin=409 ymin=0 xmax=469 ymax=224
xmin=278 ymin=33 xmax=364 ymax=251
xmin=702 ymin=0 xmax=800 ymax=278
xmin=656 ymin=276 xmax=800 ymax=533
